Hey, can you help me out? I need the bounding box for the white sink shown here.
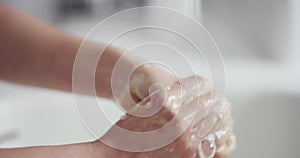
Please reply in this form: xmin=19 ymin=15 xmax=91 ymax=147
xmin=0 ymin=81 xmax=123 ymax=148
xmin=0 ymin=82 xmax=93 ymax=147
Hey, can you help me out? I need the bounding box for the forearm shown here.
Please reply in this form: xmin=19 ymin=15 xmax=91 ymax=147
xmin=0 ymin=5 xmax=78 ymax=90
xmin=0 ymin=6 xmax=126 ymax=98
xmin=0 ymin=142 xmax=102 ymax=158
xmin=0 ymin=146 xmax=68 ymax=158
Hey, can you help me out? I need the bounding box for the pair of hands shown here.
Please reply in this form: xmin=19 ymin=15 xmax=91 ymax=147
xmin=0 ymin=58 xmax=235 ymax=158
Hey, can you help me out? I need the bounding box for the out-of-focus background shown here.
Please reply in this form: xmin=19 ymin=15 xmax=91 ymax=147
xmin=0 ymin=0 xmax=299 ymax=157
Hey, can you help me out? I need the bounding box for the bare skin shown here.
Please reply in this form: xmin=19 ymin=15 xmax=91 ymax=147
xmin=0 ymin=5 xmax=133 ymax=97
xmin=0 ymin=6 xmax=235 ymax=158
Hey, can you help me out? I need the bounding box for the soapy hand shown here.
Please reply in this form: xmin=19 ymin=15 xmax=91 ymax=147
xmin=98 ymin=76 xmax=236 ymax=158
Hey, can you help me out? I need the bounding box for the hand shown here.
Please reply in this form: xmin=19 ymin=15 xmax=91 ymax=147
xmin=96 ymin=76 xmax=236 ymax=158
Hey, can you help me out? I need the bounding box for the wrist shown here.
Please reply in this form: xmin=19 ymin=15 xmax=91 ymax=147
xmin=91 ymin=140 xmax=130 ymax=158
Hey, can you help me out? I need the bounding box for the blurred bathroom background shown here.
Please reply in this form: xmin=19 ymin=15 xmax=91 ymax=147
xmin=0 ymin=0 xmax=299 ymax=157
